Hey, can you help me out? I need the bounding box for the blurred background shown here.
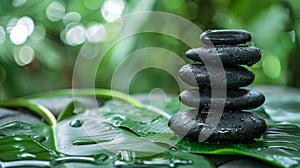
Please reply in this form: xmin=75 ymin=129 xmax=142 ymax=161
xmin=0 ymin=0 xmax=299 ymax=99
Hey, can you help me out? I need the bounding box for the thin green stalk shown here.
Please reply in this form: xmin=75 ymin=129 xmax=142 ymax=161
xmin=0 ymin=99 xmax=57 ymax=126
xmin=24 ymin=89 xmax=144 ymax=108
xmin=6 ymin=89 xmax=170 ymax=125
xmin=25 ymin=88 xmax=171 ymax=119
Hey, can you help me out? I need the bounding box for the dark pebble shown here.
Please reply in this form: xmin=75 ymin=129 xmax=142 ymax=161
xmin=200 ymin=29 xmax=251 ymax=46
xmin=185 ymin=46 xmax=261 ymax=66
xmin=179 ymin=64 xmax=254 ymax=88
xmin=179 ymin=89 xmax=265 ymax=110
xmin=168 ymin=109 xmax=267 ymax=142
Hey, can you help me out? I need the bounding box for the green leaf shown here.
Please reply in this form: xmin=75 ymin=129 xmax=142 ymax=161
xmin=55 ymin=114 xmax=214 ymax=167
xmin=175 ymin=125 xmax=300 ymax=168
xmin=56 ymin=115 xmax=168 ymax=156
xmin=0 ymin=135 xmax=57 ymax=162
xmin=0 ymin=99 xmax=57 ymax=126
xmin=98 ymin=96 xmax=300 ymax=168
xmin=111 ymin=150 xmax=214 ymax=168
xmin=0 ymin=121 xmax=56 ymax=150
xmin=263 ymin=94 xmax=300 ymax=127
xmin=3 ymin=88 xmax=300 ymax=167
xmin=0 ymin=121 xmax=213 ymax=168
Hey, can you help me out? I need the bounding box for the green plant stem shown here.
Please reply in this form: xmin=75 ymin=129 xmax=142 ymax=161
xmin=0 ymin=99 xmax=57 ymax=126
xmin=0 ymin=89 xmax=171 ymax=126
xmin=24 ymin=89 xmax=144 ymax=108
xmin=25 ymin=88 xmax=171 ymax=120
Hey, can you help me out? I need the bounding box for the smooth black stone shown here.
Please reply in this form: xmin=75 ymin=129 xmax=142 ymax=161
xmin=179 ymin=64 xmax=254 ymax=88
xmin=185 ymin=46 xmax=261 ymax=66
xmin=179 ymin=89 xmax=265 ymax=110
xmin=200 ymin=29 xmax=251 ymax=46
xmin=168 ymin=109 xmax=267 ymax=142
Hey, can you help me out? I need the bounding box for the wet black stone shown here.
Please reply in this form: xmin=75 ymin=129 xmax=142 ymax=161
xmin=179 ymin=89 xmax=265 ymax=110
xmin=179 ymin=64 xmax=254 ymax=88
xmin=200 ymin=29 xmax=251 ymax=46
xmin=168 ymin=109 xmax=267 ymax=142
xmin=185 ymin=46 xmax=261 ymax=66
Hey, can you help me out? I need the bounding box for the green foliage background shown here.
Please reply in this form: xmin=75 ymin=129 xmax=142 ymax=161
xmin=0 ymin=0 xmax=299 ymax=99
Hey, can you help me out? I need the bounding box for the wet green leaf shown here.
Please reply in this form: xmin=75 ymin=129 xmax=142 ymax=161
xmin=98 ymin=96 xmax=300 ymax=168
xmin=0 ymin=121 xmax=56 ymax=150
xmin=0 ymin=99 xmax=57 ymax=125
xmin=263 ymin=94 xmax=300 ymax=127
xmin=2 ymin=88 xmax=300 ymax=167
xmin=56 ymin=115 xmax=168 ymax=156
xmin=0 ymin=135 xmax=57 ymax=162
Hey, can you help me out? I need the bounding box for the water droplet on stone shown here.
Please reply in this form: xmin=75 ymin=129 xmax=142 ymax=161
xmin=69 ymin=119 xmax=83 ymax=127
xmin=250 ymin=116 xmax=256 ymax=122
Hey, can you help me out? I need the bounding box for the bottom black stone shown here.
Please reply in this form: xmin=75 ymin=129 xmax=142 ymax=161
xmin=168 ymin=109 xmax=267 ymax=143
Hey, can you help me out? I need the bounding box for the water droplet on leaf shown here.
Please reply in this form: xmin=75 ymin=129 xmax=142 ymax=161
xmin=32 ymin=135 xmax=46 ymax=142
xmin=69 ymin=119 xmax=83 ymax=128
xmin=17 ymin=152 xmax=36 ymax=159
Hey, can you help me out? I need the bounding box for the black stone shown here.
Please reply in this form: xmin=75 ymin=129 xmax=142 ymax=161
xmin=200 ymin=29 xmax=251 ymax=46
xmin=185 ymin=46 xmax=261 ymax=66
xmin=179 ymin=64 xmax=254 ymax=88
xmin=179 ymin=89 xmax=265 ymax=110
xmin=168 ymin=109 xmax=267 ymax=142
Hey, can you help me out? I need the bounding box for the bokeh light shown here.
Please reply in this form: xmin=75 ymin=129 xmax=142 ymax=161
xmin=6 ymin=18 xmax=18 ymax=33
xmin=84 ymin=0 xmax=102 ymax=10
xmin=101 ymin=0 xmax=125 ymax=22
xmin=66 ymin=24 xmax=86 ymax=46
xmin=80 ymin=43 xmax=100 ymax=59
xmin=86 ymin=23 xmax=107 ymax=43
xmin=262 ymin=55 xmax=281 ymax=79
xmin=63 ymin=12 xmax=81 ymax=25
xmin=12 ymin=0 xmax=26 ymax=7
xmin=10 ymin=25 xmax=28 ymax=45
xmin=14 ymin=45 xmax=35 ymax=66
xmin=17 ymin=16 xmax=34 ymax=36
xmin=30 ymin=24 xmax=46 ymax=41
xmin=0 ymin=0 xmax=299 ymax=98
xmin=9 ymin=16 xmax=34 ymax=45
xmin=46 ymin=1 xmax=65 ymax=22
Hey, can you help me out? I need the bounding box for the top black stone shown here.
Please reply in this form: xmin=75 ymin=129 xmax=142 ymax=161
xmin=200 ymin=29 xmax=252 ymax=46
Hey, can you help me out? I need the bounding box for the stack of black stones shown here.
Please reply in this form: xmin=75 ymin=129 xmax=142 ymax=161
xmin=168 ymin=30 xmax=267 ymax=143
